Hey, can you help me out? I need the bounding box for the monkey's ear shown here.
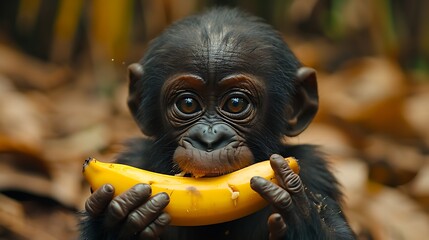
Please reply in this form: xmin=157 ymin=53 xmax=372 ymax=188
xmin=127 ymin=63 xmax=144 ymax=118
xmin=284 ymin=67 xmax=319 ymax=137
xmin=128 ymin=63 xmax=144 ymax=86
xmin=127 ymin=63 xmax=157 ymax=136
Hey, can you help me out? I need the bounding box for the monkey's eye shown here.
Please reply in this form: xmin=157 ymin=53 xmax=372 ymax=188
xmin=223 ymin=96 xmax=249 ymax=114
xmin=176 ymin=97 xmax=201 ymax=114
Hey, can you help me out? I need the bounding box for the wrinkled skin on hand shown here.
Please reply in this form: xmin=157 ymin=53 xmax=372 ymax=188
xmin=84 ymin=183 xmax=171 ymax=239
xmin=251 ymin=154 xmax=333 ymax=239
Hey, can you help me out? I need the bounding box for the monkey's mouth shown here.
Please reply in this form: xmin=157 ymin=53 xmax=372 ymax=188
xmin=173 ymin=139 xmax=254 ymax=177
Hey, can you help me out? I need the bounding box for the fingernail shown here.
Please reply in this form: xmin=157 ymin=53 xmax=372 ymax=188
xmin=103 ymin=184 xmax=114 ymax=193
xmin=270 ymin=155 xmax=285 ymax=164
xmin=157 ymin=192 xmax=170 ymax=201
xmin=153 ymin=193 xmax=170 ymax=206
xmin=250 ymin=176 xmax=264 ymax=186
xmin=134 ymin=183 xmax=152 ymax=195
xmin=274 ymin=213 xmax=282 ymax=222
xmin=250 ymin=176 xmax=258 ymax=184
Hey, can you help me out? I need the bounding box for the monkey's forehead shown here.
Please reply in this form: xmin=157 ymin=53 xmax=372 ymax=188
xmin=162 ymin=10 xmax=279 ymax=59
xmin=141 ymin=8 xmax=299 ymax=83
xmin=146 ymin=26 xmax=278 ymax=80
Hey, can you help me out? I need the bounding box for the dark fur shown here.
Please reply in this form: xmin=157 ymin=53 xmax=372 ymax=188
xmin=80 ymin=8 xmax=355 ymax=240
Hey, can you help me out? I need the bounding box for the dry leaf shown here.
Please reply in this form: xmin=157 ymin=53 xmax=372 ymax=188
xmin=319 ymin=57 xmax=417 ymax=138
xmin=0 ymin=88 xmax=46 ymax=147
xmin=365 ymin=184 xmax=429 ymax=240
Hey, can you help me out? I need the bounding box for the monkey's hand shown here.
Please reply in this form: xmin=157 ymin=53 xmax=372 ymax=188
xmin=82 ymin=183 xmax=171 ymax=240
xmin=250 ymin=154 xmax=332 ymax=240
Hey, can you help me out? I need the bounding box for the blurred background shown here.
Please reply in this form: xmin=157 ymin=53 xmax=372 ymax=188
xmin=0 ymin=0 xmax=428 ymax=239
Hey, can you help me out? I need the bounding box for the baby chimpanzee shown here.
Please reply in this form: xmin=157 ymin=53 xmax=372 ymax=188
xmin=80 ymin=8 xmax=355 ymax=240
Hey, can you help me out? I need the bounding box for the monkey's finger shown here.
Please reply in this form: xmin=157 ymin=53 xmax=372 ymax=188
xmin=269 ymin=154 xmax=294 ymax=189
xmin=104 ymin=183 xmax=152 ymax=228
xmin=286 ymin=173 xmax=312 ymax=217
xmin=268 ymin=213 xmax=287 ymax=240
xmin=118 ymin=192 xmax=170 ymax=239
xmin=250 ymin=176 xmax=294 ymax=214
xmin=136 ymin=212 xmax=171 ymax=240
xmin=251 ymin=176 xmax=301 ymax=225
xmin=85 ymin=184 xmax=114 ymax=216
xmin=271 ymin=154 xmax=312 ymax=217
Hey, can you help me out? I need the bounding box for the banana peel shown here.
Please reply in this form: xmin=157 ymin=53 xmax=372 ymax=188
xmin=82 ymin=157 xmax=299 ymax=226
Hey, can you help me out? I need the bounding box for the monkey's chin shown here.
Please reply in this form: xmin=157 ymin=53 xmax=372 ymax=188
xmin=173 ymin=141 xmax=254 ymax=178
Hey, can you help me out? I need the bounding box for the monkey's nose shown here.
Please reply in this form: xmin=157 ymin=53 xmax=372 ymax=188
xmin=187 ymin=124 xmax=235 ymax=151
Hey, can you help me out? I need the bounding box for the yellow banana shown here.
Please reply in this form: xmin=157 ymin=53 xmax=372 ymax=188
xmin=82 ymin=157 xmax=299 ymax=226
